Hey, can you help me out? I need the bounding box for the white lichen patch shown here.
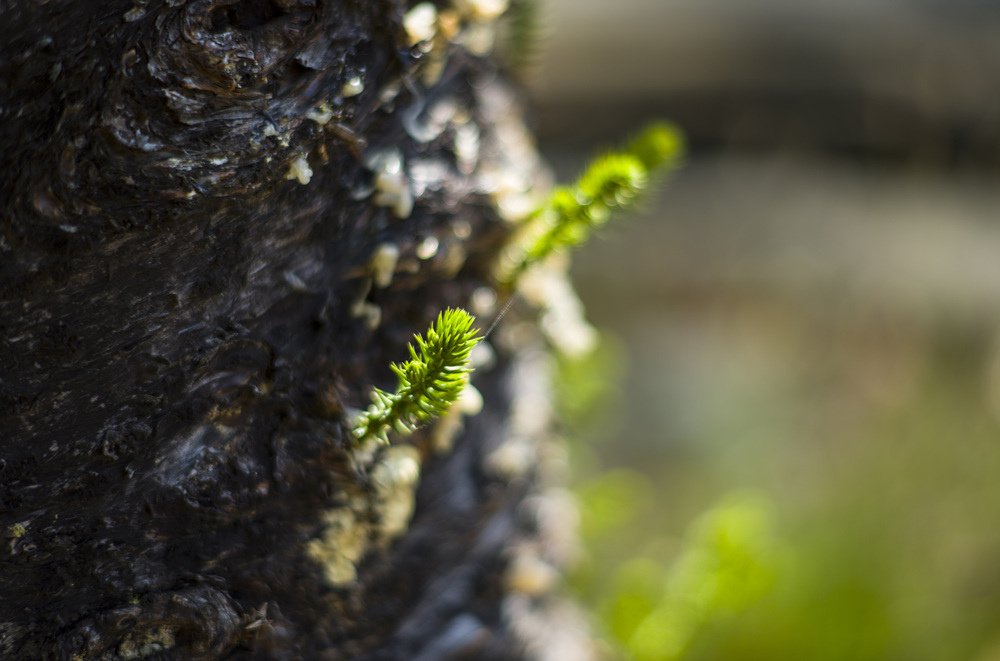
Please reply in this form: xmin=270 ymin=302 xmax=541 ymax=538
xmin=517 ymin=260 xmax=597 ymax=358
xmin=446 ymin=0 xmax=507 ymax=57
xmin=475 ymin=84 xmax=548 ymax=224
xmin=261 ymin=122 xmax=292 ymax=147
xmin=404 ymin=3 xmax=438 ymax=45
xmin=306 ymin=102 xmax=335 ymax=125
xmin=508 ymin=351 xmax=554 ymax=440
xmin=448 ymin=0 xmax=508 ymax=56
xmin=454 ymin=0 xmax=509 ymax=21
xmin=523 ymin=489 xmax=580 ymax=567
xmin=366 ymin=148 xmax=414 ymax=219
xmin=371 ymin=446 xmax=421 ymax=491
xmin=453 ymin=122 xmax=481 ymax=174
xmin=306 ymin=508 xmax=370 ymax=587
xmin=404 ymin=97 xmax=458 ymax=144
xmin=503 ymin=594 xmax=597 ymax=661
xmin=370 ymin=445 xmax=422 ymax=541
xmin=455 ymin=20 xmax=497 ymax=56
xmin=431 ymin=407 xmax=464 ymax=453
xmin=341 ymin=76 xmax=365 ymax=98
xmin=505 ymin=547 xmax=559 ymax=596
xmin=485 ymin=435 xmax=535 ymax=480
xmin=307 ymin=447 xmax=424 ymax=588
xmin=286 ymin=155 xmax=313 ymax=185
xmin=416 ymin=236 xmax=440 ymax=260
xmin=458 ymin=383 xmax=483 ymax=416
xmin=370 ymin=243 xmax=400 ymax=289
xmin=408 ymin=158 xmax=451 ymax=198
xmin=403 ymin=0 xmax=511 ymax=87
xmin=484 ymin=346 xmax=550 ymax=479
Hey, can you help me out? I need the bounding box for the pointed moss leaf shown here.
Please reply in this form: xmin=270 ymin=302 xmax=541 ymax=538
xmin=627 ymin=121 xmax=684 ymax=171
xmin=353 ymin=308 xmax=480 ymax=444
xmin=501 ymin=122 xmax=683 ymax=283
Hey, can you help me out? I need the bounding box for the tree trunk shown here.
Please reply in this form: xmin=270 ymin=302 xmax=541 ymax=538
xmin=0 ymin=1 xmax=582 ymax=658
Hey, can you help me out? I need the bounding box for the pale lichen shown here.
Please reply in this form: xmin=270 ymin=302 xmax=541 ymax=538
xmin=455 ymin=0 xmax=509 ymax=21
xmin=306 ymin=507 xmax=370 ymax=587
xmin=370 ymin=445 xmax=422 ymax=542
xmin=415 ymin=236 xmax=440 ymax=260
xmin=428 ymin=376 xmax=485 ymax=454
xmin=366 ymin=149 xmax=414 ymax=219
xmin=483 ymin=345 xmax=551 ymax=480
xmin=453 ymin=121 xmax=481 ymax=174
xmin=370 ymin=243 xmax=401 ymax=289
xmin=404 ymin=3 xmax=438 ymax=45
xmin=307 ymin=446 xmax=423 ymax=588
xmin=341 ymin=76 xmax=365 ymax=98
xmin=285 ymin=155 xmax=313 ymax=186
xmin=516 ymin=257 xmax=598 ymax=358
xmin=458 ymin=382 xmax=484 ymax=416
xmin=505 ymin=546 xmax=559 ymax=596
xmin=306 ymin=102 xmax=335 ymax=126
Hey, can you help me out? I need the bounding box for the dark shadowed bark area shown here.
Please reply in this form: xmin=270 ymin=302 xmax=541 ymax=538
xmin=0 ymin=1 xmax=584 ymax=658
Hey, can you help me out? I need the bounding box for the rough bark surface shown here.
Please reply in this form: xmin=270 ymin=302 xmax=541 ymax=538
xmin=1 ymin=1 xmax=575 ymax=658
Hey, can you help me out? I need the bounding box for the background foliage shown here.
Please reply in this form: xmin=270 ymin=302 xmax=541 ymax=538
xmin=531 ymin=1 xmax=1000 ymax=658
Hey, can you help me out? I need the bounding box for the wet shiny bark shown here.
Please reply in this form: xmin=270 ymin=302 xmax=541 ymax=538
xmin=0 ymin=1 xmax=571 ymax=658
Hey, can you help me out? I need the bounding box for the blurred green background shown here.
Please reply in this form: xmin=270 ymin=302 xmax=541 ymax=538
xmin=522 ymin=0 xmax=1000 ymax=658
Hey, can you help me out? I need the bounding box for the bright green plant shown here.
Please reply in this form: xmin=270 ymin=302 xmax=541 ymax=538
xmin=600 ymin=494 xmax=778 ymax=661
xmin=500 ymin=121 xmax=683 ymax=284
xmin=353 ymin=308 xmax=479 ymax=444
xmin=352 ymin=123 xmax=682 ymax=445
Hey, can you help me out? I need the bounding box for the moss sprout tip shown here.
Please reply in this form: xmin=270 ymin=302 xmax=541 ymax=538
xmin=353 ymin=308 xmax=480 ymax=444
xmin=498 ymin=121 xmax=684 ymax=284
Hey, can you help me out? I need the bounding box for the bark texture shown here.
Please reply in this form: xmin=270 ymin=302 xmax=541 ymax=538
xmin=1 ymin=1 xmax=578 ymax=658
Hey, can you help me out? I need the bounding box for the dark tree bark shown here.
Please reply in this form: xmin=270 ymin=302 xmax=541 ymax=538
xmin=1 ymin=1 xmax=583 ymax=658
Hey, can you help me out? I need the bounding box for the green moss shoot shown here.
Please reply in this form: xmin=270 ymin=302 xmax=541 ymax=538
xmin=500 ymin=122 xmax=683 ymax=284
xmin=353 ymin=308 xmax=479 ymax=445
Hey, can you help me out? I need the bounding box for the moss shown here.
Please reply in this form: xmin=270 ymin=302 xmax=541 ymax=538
xmin=498 ymin=122 xmax=683 ymax=284
xmin=352 ymin=309 xmax=479 ymax=445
